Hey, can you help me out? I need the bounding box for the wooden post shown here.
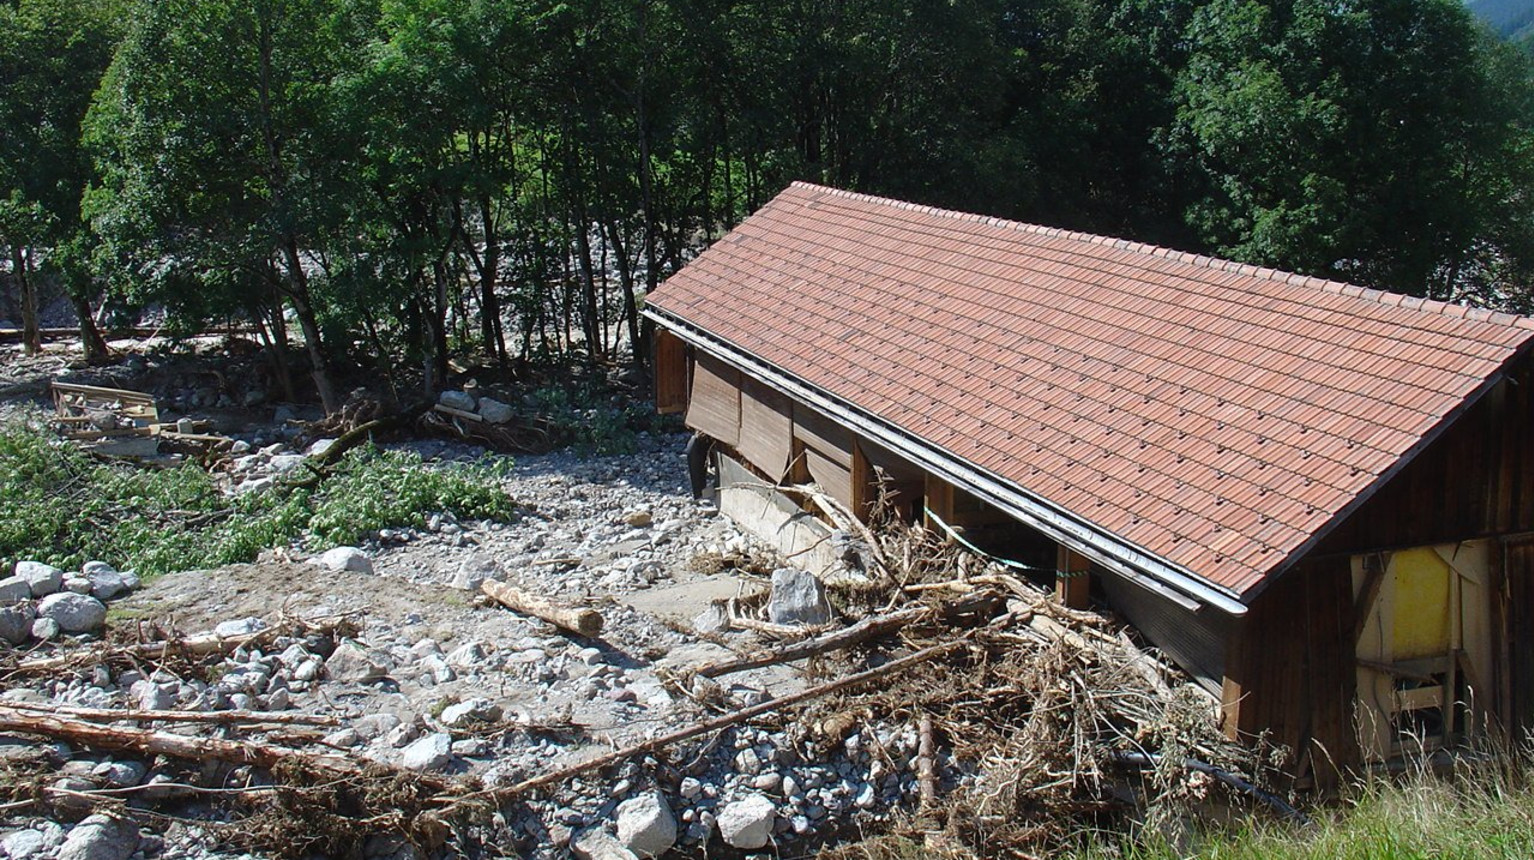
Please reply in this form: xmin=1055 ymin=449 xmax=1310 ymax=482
xmin=1055 ymin=545 xmax=1090 ymax=609
xmin=851 ymin=440 xmax=874 ymax=521
xmin=924 ymin=474 xmax=955 ymax=535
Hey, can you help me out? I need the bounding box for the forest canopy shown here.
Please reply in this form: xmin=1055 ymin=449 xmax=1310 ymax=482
xmin=4 ymin=0 xmax=1534 ymax=409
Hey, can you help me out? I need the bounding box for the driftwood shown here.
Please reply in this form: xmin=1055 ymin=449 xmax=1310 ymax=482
xmin=917 ymin=711 xmax=937 ymax=813
xmin=481 ymin=580 xmax=603 ymax=637
xmin=12 ymin=617 xmax=349 ymax=675
xmin=0 ymin=700 xmax=340 ymax=727
xmin=440 ymin=639 xmax=968 ymax=813
xmin=692 ymin=591 xmax=1002 ymax=680
xmin=0 ymin=705 xmax=369 ymax=777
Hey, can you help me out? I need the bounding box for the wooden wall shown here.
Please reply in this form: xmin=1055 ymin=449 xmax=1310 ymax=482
xmin=1223 ymin=555 xmax=1358 ymax=788
xmin=1502 ymin=537 xmax=1534 ymax=736
xmin=653 ymin=329 xmax=687 ymax=414
xmin=1312 ymin=358 xmax=1534 ymax=557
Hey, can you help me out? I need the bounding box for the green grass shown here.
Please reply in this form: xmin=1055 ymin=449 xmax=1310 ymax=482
xmin=1075 ymin=756 xmax=1534 ymax=860
xmin=0 ymin=422 xmax=519 ymax=577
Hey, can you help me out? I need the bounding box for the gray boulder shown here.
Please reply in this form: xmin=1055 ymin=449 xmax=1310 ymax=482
xmin=57 ymin=814 xmax=139 ymax=860
xmin=315 ymin=546 xmax=373 ymax=574
xmin=477 ymin=397 xmax=515 ymax=424
xmin=2 ymin=828 xmax=47 ymax=860
xmin=14 ymin=561 xmax=62 ymax=597
xmin=36 ymin=593 xmax=107 ymax=633
xmin=615 ymin=791 xmax=676 ymax=858
xmin=83 ymin=563 xmax=131 ymax=601
xmin=451 ymin=554 xmax=502 ymax=591
xmin=214 ymin=617 xmax=267 ymax=638
xmin=438 ymin=698 xmax=502 ymax=727
xmin=438 ymin=390 xmax=477 ymax=412
xmin=399 ymin=732 xmax=453 ymax=771
xmin=717 ymin=794 xmax=776 ymax=849
xmin=326 ymin=641 xmax=387 ymax=683
xmin=30 ymin=617 xmax=59 ymax=641
xmin=767 ymin=567 xmax=832 ymax=625
xmin=0 ymin=577 xmax=30 ymax=605
xmin=571 ymin=829 xmax=639 ymax=860
xmin=0 ymin=603 xmax=36 ymax=645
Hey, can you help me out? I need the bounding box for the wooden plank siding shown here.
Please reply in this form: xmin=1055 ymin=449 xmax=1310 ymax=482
xmin=738 ymin=378 xmax=794 ymax=479
xmin=1503 ymin=537 xmax=1534 ymax=735
xmin=653 ymin=329 xmax=688 ymax=414
xmin=1223 ymin=556 xmax=1357 ymax=789
xmin=684 ymin=354 xmax=741 ymax=448
xmin=1311 ymin=357 xmax=1534 ymax=558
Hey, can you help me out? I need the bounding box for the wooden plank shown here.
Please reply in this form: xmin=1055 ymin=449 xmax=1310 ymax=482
xmin=737 ymin=378 xmax=793 ymax=479
xmin=1055 ymin=546 xmax=1090 ymax=609
xmin=51 ymin=382 xmax=157 ymax=405
xmin=434 ymin=404 xmax=484 ymax=422
xmin=806 ymin=447 xmax=852 ymax=509
xmin=684 ymin=354 xmax=740 ymax=448
xmin=792 ymin=406 xmax=852 ymax=468
xmin=653 ymin=328 xmax=687 ymax=414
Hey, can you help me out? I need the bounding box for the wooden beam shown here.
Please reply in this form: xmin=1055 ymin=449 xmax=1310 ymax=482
xmin=1055 ymin=545 xmax=1090 ymax=609
xmin=851 ymin=439 xmax=874 ymax=522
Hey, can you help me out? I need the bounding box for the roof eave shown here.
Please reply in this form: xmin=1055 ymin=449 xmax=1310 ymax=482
xmin=646 ymin=304 xmax=1250 ymax=617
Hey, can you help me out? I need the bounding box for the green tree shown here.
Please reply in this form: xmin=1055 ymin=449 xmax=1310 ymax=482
xmin=0 ymin=0 xmax=123 ymax=360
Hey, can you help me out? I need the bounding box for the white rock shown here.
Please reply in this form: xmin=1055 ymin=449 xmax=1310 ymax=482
xmin=439 ymin=390 xmax=477 ymax=412
xmin=80 ymin=560 xmax=116 ymax=577
xmin=57 ymin=814 xmax=138 ymax=860
xmin=477 ymin=397 xmax=515 ymax=424
xmin=451 ymin=554 xmax=502 ymax=591
xmin=268 ymin=454 xmax=307 ymax=473
xmin=2 ymin=828 xmax=46 ymax=860
xmin=325 ymin=641 xmax=387 ymax=683
xmin=63 ymin=576 xmax=92 ymax=595
xmin=439 ymin=698 xmax=502 ymax=727
xmin=315 ymin=547 xmax=373 ymax=574
xmin=615 ymin=791 xmax=676 ymax=858
xmin=130 ymin=680 xmax=174 ymax=711
xmin=84 ymin=566 xmax=131 ymax=601
xmin=214 ymin=617 xmax=267 ymax=638
xmin=236 ymin=476 xmax=275 ymax=495
xmin=445 ymin=641 xmax=487 ymax=670
xmin=36 ymin=593 xmax=106 ymax=633
xmin=570 ymin=828 xmax=639 ymax=860
xmin=30 ymin=617 xmax=59 ymax=641
xmin=306 ymin=438 xmax=337 ymax=456
xmin=767 ymin=568 xmax=832 ymax=625
xmin=717 ymin=794 xmax=776 ymax=849
xmin=14 ymin=561 xmax=62 ymax=597
xmin=0 ymin=577 xmax=30 ymax=604
xmin=399 ymin=732 xmax=453 ymax=771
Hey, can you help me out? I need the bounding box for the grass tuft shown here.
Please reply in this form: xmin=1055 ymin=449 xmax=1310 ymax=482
xmin=0 ymin=421 xmax=518 ymax=577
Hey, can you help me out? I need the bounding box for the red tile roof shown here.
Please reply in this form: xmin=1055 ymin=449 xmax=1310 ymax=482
xmin=646 ymin=183 xmax=1534 ymax=597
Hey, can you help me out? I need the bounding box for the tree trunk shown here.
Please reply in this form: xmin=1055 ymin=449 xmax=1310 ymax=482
xmin=14 ymin=246 xmax=40 ymax=356
xmin=279 ymin=242 xmax=337 ymax=414
xmin=70 ymin=293 xmax=109 ymax=366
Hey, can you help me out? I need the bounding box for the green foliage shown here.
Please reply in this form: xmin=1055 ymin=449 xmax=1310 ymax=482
xmin=528 ymin=384 xmax=658 ymax=454
xmin=1072 ymin=757 xmax=1534 ymax=860
xmin=0 ymin=423 xmax=517 ymax=577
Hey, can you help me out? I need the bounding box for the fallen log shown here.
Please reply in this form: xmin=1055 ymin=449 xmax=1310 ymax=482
xmin=12 ymin=617 xmax=349 ymax=675
xmin=441 ymin=638 xmax=968 ymax=812
xmin=693 ymin=606 xmax=932 ymax=678
xmin=917 ymin=711 xmax=937 ymax=814
xmin=0 ymin=705 xmax=367 ymax=777
xmin=481 ymin=580 xmax=603 ymax=637
xmin=0 ymin=700 xmax=340 ymax=727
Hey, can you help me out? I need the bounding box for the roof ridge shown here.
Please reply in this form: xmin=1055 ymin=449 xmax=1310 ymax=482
xmin=787 ymin=181 xmax=1534 ymax=332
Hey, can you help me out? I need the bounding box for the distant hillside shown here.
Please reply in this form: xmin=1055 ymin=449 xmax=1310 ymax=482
xmin=1469 ymin=0 xmax=1534 ymax=41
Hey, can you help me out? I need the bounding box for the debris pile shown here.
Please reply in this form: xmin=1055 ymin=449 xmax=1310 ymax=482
xmin=0 ymin=434 xmax=1285 ymax=860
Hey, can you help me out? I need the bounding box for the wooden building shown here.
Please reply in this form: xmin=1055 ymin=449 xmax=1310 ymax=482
xmin=643 ymin=183 xmax=1534 ymax=781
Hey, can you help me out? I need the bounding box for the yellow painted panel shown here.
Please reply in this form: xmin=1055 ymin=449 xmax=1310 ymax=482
xmin=1390 ymin=548 xmax=1451 ymax=660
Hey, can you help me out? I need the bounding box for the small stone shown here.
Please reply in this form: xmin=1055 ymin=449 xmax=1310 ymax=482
xmin=57 ymin=813 xmax=139 ymax=860
xmin=615 ymin=790 xmax=676 ymax=858
xmin=267 ymin=454 xmax=307 ymax=473
xmin=263 ymin=688 xmax=291 ymax=710
xmin=354 ymin=713 xmax=402 ymax=740
xmin=30 ymin=617 xmax=59 ymax=641
xmin=36 ymin=592 xmax=106 ymax=633
xmin=734 ymin=747 xmax=762 ymax=775
xmin=315 ymin=547 xmax=373 ymax=574
xmin=439 ymin=698 xmax=502 ymax=727
xmin=624 ymin=511 xmax=653 ymax=528
xmin=306 ymin=438 xmax=337 ymax=456
xmin=451 ymin=554 xmax=502 ymax=591
xmin=14 ymin=561 xmax=63 ymax=597
xmin=854 ymin=782 xmax=877 ymax=808
xmin=237 ymin=477 xmax=275 ymax=495
xmin=83 ymin=564 xmax=130 ymax=601
xmin=214 ymin=617 xmax=267 ymax=638
xmin=63 ymin=575 xmax=92 ymax=594
xmin=717 ymin=794 xmax=776 ymax=849
xmin=691 ymin=603 xmax=730 ymax=635
xmin=451 ymin=738 xmax=487 ymax=757
xmin=92 ymin=760 xmax=147 ymax=787
xmin=570 ymin=828 xmax=639 ymax=860
xmin=324 ymin=728 xmax=360 ymax=747
xmin=477 ymin=397 xmax=515 ymax=424
xmin=420 ymin=654 xmax=456 ymax=683
xmin=445 ymin=642 xmax=486 ymax=670
xmin=439 ymin=390 xmax=477 ymax=412
xmin=0 ymin=577 xmax=30 ymax=605
xmin=130 ymin=680 xmax=175 ymax=711
xmin=752 ymin=772 xmax=783 ymax=792
xmin=399 ymin=733 xmax=453 ymax=772
xmin=2 ymin=829 xmax=46 ymax=860
xmin=767 ymin=568 xmax=832 ymax=626
xmin=325 ymin=641 xmax=387 ymax=683
xmin=679 ymin=777 xmax=702 ymax=799
xmin=0 ymin=603 xmax=35 ymax=644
